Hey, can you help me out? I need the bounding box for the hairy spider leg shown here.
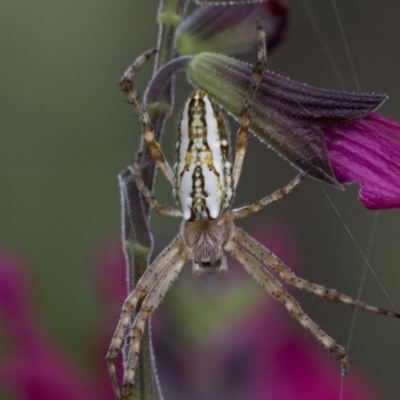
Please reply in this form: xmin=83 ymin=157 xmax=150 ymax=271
xmin=224 ymin=239 xmax=350 ymax=375
xmin=119 ymin=48 xmax=175 ymax=186
xmin=232 ymin=171 xmax=306 ymax=219
xmin=234 ymin=227 xmax=400 ymax=318
xmin=131 ymin=154 xmax=182 ymax=218
xmin=232 ymin=23 xmax=267 ymax=190
xmin=106 ymin=236 xmax=188 ymax=399
xmin=121 ymin=248 xmax=189 ymax=399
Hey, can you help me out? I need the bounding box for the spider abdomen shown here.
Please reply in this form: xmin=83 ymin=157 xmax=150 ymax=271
xmin=174 ymin=89 xmax=233 ymax=221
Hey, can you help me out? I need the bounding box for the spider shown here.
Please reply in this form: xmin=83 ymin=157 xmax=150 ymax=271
xmin=107 ymin=26 xmax=400 ymax=400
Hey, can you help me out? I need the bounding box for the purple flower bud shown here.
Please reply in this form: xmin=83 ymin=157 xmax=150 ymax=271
xmin=187 ymin=52 xmax=400 ymax=209
xmin=176 ymin=1 xmax=287 ymax=55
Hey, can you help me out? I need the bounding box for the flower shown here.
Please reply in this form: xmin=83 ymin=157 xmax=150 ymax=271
xmin=141 ymin=0 xmax=400 ymax=210
xmin=0 ymin=227 xmax=383 ymax=399
xmin=136 ymin=225 xmax=382 ymax=399
xmin=185 ymin=52 xmax=400 ymax=209
xmin=175 ymin=1 xmax=288 ymax=56
xmin=325 ymin=113 xmax=400 ymax=209
xmin=0 ymin=252 xmax=115 ymax=400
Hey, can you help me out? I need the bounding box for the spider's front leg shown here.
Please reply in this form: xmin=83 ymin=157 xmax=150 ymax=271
xmin=225 ymin=239 xmax=350 ymax=375
xmin=106 ymin=236 xmax=187 ymax=400
xmin=121 ymin=247 xmax=190 ymax=400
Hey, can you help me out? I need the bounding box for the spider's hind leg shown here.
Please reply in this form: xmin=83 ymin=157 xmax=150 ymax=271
xmin=129 ymin=153 xmax=182 ymax=218
xmin=121 ymin=48 xmax=157 ymax=84
xmin=232 ymin=171 xmax=306 ymax=219
xmin=120 ymin=48 xmax=175 ymax=185
xmin=232 ymin=23 xmax=267 ymax=189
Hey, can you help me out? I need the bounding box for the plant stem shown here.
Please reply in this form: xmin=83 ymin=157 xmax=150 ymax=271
xmin=120 ymin=1 xmax=189 ymax=399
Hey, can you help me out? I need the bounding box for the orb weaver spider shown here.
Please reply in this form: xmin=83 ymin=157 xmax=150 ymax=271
xmin=106 ymin=26 xmax=400 ymax=400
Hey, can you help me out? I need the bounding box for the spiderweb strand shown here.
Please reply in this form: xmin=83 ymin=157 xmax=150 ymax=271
xmin=303 ymin=2 xmax=383 ymax=398
xmin=345 ymin=212 xmax=380 ymax=353
xmin=330 ymin=0 xmax=362 ymax=92
xmin=320 ymin=185 xmax=398 ymax=311
xmin=300 ymin=0 xmax=346 ymax=90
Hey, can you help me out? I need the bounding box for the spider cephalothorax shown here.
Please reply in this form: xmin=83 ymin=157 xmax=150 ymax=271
xmin=107 ymin=26 xmax=400 ymax=400
xmin=181 ymin=212 xmax=233 ymax=275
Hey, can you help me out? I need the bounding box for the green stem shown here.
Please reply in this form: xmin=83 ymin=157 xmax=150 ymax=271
xmin=121 ymin=1 xmax=189 ymax=399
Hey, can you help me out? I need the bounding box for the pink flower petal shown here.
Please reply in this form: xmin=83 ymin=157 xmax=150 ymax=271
xmin=0 ymin=253 xmax=111 ymax=400
xmin=325 ymin=113 xmax=400 ymax=209
xmin=235 ymin=305 xmax=381 ymax=400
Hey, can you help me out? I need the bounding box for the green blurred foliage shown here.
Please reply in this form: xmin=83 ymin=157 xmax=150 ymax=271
xmin=1 ymin=1 xmax=400 ymax=399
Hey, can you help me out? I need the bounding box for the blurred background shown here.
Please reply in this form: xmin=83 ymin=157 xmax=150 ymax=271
xmin=1 ymin=1 xmax=400 ymax=399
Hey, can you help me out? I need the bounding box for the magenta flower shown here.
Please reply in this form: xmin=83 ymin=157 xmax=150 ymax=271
xmin=133 ymin=225 xmax=382 ymax=399
xmin=234 ymin=306 xmax=380 ymax=400
xmin=0 ymin=252 xmax=116 ymax=400
xmin=145 ymin=0 xmax=400 ymax=210
xmin=185 ymin=52 xmax=400 ymax=209
xmin=325 ymin=113 xmax=400 ymax=209
xmin=0 ymin=227 xmax=383 ymax=399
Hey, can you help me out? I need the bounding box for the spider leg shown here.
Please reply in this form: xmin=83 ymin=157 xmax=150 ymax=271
xmin=224 ymin=239 xmax=349 ymax=375
xmin=232 ymin=171 xmax=306 ymax=219
xmin=232 ymin=23 xmax=267 ymax=189
xmin=233 ymin=227 xmax=400 ymax=318
xmin=106 ymin=235 xmax=187 ymax=400
xmin=130 ymin=155 xmax=182 ymax=217
xmin=121 ymin=48 xmax=157 ymax=82
xmin=120 ymin=49 xmax=174 ymax=185
xmin=121 ymin=248 xmax=190 ymax=400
